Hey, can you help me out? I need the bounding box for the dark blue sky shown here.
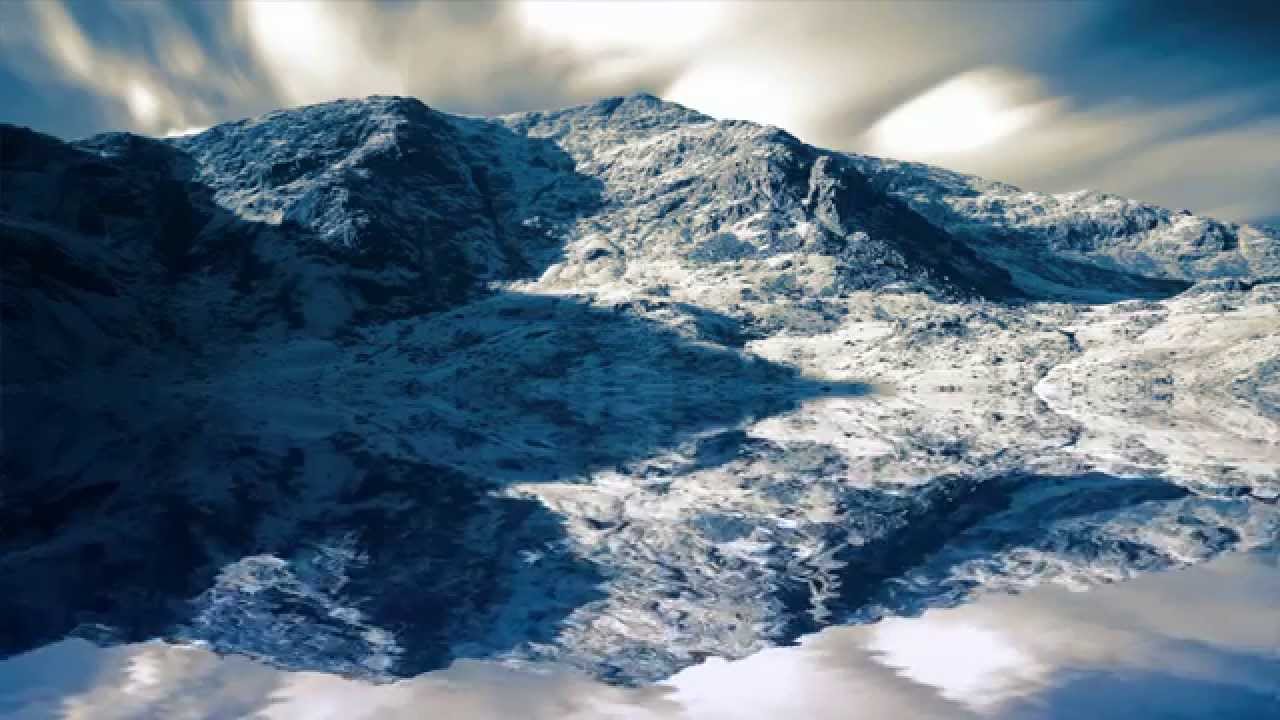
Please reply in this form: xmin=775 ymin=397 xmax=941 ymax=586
xmin=2 ymin=1 xmax=1276 ymax=223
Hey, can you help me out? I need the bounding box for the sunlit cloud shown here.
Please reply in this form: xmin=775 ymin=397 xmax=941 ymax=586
xmin=1077 ymin=118 xmax=1280 ymax=221
xmin=125 ymin=81 xmax=160 ymax=127
xmin=896 ymin=90 xmax=1280 ymax=222
xmin=865 ymin=68 xmax=1061 ymax=158
xmin=3 ymin=640 xmax=678 ymax=720
xmin=663 ymin=54 xmax=829 ymax=137
xmin=38 ymin=1 xmax=92 ymax=76
xmin=7 ymin=555 xmax=1274 ymax=719
xmin=238 ymin=0 xmax=406 ymax=106
xmin=511 ymin=0 xmax=730 ymax=97
xmin=514 ymin=1 xmax=727 ymax=56
xmin=867 ymin=619 xmax=1045 ymax=708
xmin=12 ymin=1 xmax=216 ymax=134
xmin=0 ymin=0 xmax=1275 ymax=222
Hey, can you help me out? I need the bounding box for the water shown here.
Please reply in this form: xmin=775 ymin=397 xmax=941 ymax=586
xmin=3 ymin=551 xmax=1276 ymax=719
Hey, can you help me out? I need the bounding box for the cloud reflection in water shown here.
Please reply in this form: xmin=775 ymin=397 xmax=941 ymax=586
xmin=2 ymin=552 xmax=1276 ymax=719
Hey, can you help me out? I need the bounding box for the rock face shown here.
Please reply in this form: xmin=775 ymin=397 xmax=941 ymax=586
xmin=2 ymin=94 xmax=1278 ymax=684
xmin=848 ymin=153 xmax=1280 ymax=300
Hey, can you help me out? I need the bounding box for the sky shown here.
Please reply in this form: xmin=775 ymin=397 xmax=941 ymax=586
xmin=0 ymin=0 xmax=1277 ymax=224
xmin=3 ymin=551 xmax=1277 ymax=719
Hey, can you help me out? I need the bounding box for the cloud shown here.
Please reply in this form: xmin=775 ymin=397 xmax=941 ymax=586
xmin=0 ymin=640 xmax=679 ymax=720
xmin=845 ymin=64 xmax=1280 ymax=221
xmin=863 ymin=67 xmax=1061 ymax=158
xmin=222 ymin=0 xmax=684 ymax=119
xmin=6 ymin=553 xmax=1274 ymax=719
xmin=0 ymin=0 xmax=1276 ymax=221
xmin=665 ymin=638 xmax=976 ymax=720
xmin=657 ymin=1 xmax=1099 ymax=144
xmin=514 ymin=1 xmax=728 ymax=57
xmin=1075 ymin=118 xmax=1280 ymax=221
xmin=236 ymin=1 xmax=407 ymax=106
xmin=13 ymin=2 xmax=207 ymax=135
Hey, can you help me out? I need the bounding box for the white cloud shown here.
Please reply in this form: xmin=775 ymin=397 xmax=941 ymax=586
xmin=864 ymin=68 xmax=1061 ymax=158
xmin=237 ymin=1 xmax=406 ymax=106
xmin=1 ymin=1 xmax=1274 ymax=221
xmin=514 ymin=1 xmax=728 ymax=57
xmin=846 ymin=66 xmax=1280 ymax=221
xmin=16 ymin=1 xmax=216 ymax=134
xmin=1079 ymin=119 xmax=1280 ymax=221
xmin=866 ymin=620 xmax=1044 ymax=708
xmin=663 ymin=53 xmax=832 ymax=137
xmin=124 ymin=81 xmax=160 ymax=126
xmin=2 ymin=554 xmax=1275 ymax=719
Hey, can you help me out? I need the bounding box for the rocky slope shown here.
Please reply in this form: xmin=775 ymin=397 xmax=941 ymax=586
xmin=1 ymin=94 xmax=1277 ymax=684
xmin=847 ymin=153 xmax=1280 ymax=301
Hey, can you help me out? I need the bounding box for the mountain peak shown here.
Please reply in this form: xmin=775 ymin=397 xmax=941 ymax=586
xmin=502 ymin=91 xmax=710 ymax=137
xmin=581 ymin=90 xmax=699 ymax=116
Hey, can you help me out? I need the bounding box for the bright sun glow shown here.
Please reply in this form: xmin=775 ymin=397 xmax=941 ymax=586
xmin=242 ymin=0 xmax=403 ymax=104
xmin=867 ymin=68 xmax=1057 ymax=158
xmin=244 ymin=2 xmax=339 ymax=74
xmin=868 ymin=618 xmax=1041 ymax=707
xmin=125 ymin=81 xmax=160 ymax=126
xmin=664 ymin=56 xmax=815 ymax=136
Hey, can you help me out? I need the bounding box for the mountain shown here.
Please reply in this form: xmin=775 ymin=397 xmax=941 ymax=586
xmin=2 ymin=93 xmax=1277 ymax=684
xmin=847 ymin=153 xmax=1280 ymax=302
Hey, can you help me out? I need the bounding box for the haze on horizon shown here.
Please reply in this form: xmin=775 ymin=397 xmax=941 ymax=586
xmin=1 ymin=0 xmax=1276 ymax=224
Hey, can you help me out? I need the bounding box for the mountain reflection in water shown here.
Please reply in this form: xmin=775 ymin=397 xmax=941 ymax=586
xmin=2 ymin=551 xmax=1276 ymax=719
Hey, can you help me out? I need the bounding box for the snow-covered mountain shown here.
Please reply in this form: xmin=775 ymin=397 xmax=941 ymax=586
xmin=2 ymin=93 xmax=1277 ymax=684
xmin=847 ymin=153 xmax=1280 ymax=301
